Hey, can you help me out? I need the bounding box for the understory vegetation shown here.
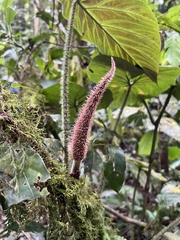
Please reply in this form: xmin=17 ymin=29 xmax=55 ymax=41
xmin=0 ymin=0 xmax=180 ymax=239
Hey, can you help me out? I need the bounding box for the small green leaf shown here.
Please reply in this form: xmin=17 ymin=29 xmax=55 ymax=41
xmin=104 ymin=147 xmax=126 ymax=193
xmin=48 ymin=47 xmax=63 ymax=61
xmin=168 ymin=146 xmax=180 ymax=161
xmin=68 ymin=82 xmax=87 ymax=121
xmin=36 ymin=11 xmax=53 ymax=25
xmin=5 ymin=7 xmax=16 ymax=24
xmin=165 ymin=32 xmax=180 ymax=66
xmin=42 ymin=82 xmax=59 ymax=106
xmin=138 ymin=131 xmax=159 ymax=156
xmin=29 ymin=32 xmax=58 ymax=45
xmin=97 ymin=89 xmax=113 ymax=110
xmin=11 ymin=83 xmax=28 ymax=89
xmin=2 ymin=0 xmax=14 ymax=12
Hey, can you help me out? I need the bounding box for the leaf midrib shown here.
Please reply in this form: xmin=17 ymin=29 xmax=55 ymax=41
xmin=77 ymin=1 xmax=133 ymax=60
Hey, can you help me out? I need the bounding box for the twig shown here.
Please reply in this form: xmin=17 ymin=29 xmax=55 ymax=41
xmin=131 ymin=167 xmax=141 ymax=218
xmin=103 ymin=204 xmax=147 ymax=227
xmin=152 ymin=216 xmax=180 ymax=240
xmin=143 ymin=99 xmax=155 ymax=125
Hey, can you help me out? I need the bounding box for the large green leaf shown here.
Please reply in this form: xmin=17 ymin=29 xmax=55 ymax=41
xmin=60 ymin=0 xmax=160 ymax=81
xmin=42 ymin=81 xmax=113 ymax=120
xmin=104 ymin=147 xmax=126 ymax=193
xmin=88 ymin=55 xmax=180 ymax=107
xmin=42 ymin=82 xmax=87 ymax=120
xmin=0 ymin=142 xmax=50 ymax=206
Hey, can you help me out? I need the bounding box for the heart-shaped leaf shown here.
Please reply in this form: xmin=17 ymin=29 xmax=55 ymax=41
xmin=60 ymin=0 xmax=161 ymax=81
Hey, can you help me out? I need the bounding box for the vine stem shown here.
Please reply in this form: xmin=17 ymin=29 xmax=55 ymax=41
xmin=60 ymin=0 xmax=78 ymax=168
xmin=141 ymin=86 xmax=175 ymax=221
xmin=152 ymin=216 xmax=180 ymax=240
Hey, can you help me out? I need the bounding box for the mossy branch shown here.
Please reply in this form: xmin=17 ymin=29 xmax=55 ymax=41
xmin=60 ymin=0 xmax=78 ymax=168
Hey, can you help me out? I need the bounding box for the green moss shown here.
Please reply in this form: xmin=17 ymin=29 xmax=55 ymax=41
xmin=0 ymin=85 xmax=125 ymax=240
xmin=44 ymin=163 xmax=125 ymax=240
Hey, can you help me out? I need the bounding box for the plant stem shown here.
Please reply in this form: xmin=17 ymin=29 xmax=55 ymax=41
xmin=141 ymin=86 xmax=175 ymax=221
xmin=141 ymin=125 xmax=158 ymax=221
xmin=143 ymin=99 xmax=155 ymax=125
xmin=113 ymin=82 xmax=132 ymax=132
xmin=60 ymin=0 xmax=77 ymax=168
xmin=131 ymin=167 xmax=141 ymax=218
xmin=130 ymin=167 xmax=141 ymax=240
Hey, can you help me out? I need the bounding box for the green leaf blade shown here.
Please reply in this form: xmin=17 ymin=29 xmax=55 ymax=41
xmin=0 ymin=143 xmax=51 ymax=206
xmin=5 ymin=7 xmax=16 ymax=24
xmin=2 ymin=0 xmax=14 ymax=12
xmin=88 ymin=55 xmax=180 ymax=106
xmin=104 ymin=147 xmax=126 ymax=193
xmin=60 ymin=0 xmax=161 ymax=81
xmin=138 ymin=131 xmax=159 ymax=156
